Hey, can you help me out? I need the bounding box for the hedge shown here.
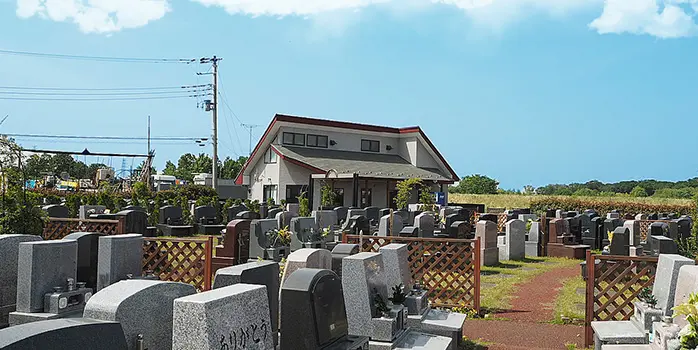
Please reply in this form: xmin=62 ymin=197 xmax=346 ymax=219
xmin=530 ymin=196 xmax=696 ymax=216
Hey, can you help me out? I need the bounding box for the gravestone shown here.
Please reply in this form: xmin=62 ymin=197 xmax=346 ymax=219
xmin=525 ymin=222 xmax=541 ymax=257
xmin=280 ymin=268 xmax=370 ymax=350
xmin=116 ymin=210 xmax=148 ymax=235
xmin=236 ymin=210 xmax=261 ymax=220
xmin=219 ymin=219 xmax=251 ymax=265
xmin=83 ymin=280 xmax=196 ymax=350
xmin=673 ymin=266 xmax=698 ymax=330
xmin=444 ymin=213 xmax=466 ymax=231
xmin=652 ymin=254 xmax=695 ymax=316
xmin=649 ymin=222 xmax=669 ymax=237
xmin=194 ymin=205 xmax=225 ymax=235
xmin=342 ymin=215 xmax=370 ymax=236
xmin=280 ymin=249 xmax=332 ymax=287
xmin=475 ymin=220 xmax=499 ymax=266
xmin=172 ymin=284 xmax=273 ymax=350
xmin=635 ymin=214 xmax=648 ymax=220
xmin=379 ymin=208 xmax=391 ymax=219
xmin=63 ymin=232 xmax=104 ymax=291
xmin=648 ymin=235 xmax=678 ymax=256
xmin=548 ymin=218 xmax=567 ymax=243
xmin=609 ymin=227 xmax=630 ymax=256
xmin=277 ymin=211 xmax=298 ymax=229
xmin=341 ymin=252 xmax=388 ymax=338
xmin=499 ymin=219 xmax=525 ymax=261
xmin=97 ymin=234 xmax=144 ymax=291
xmin=414 ymin=213 xmax=435 ymax=238
xmin=591 ymin=217 xmax=605 ymax=249
xmin=268 ymin=207 xmax=283 ymax=220
xmin=286 ymin=203 xmax=300 ymax=215
xmin=331 ymin=244 xmax=360 ymax=279
xmin=123 ymin=205 xmax=146 ymax=212
xmin=675 ymin=217 xmax=692 ymax=239
xmin=157 ymin=206 xmax=194 ymax=237
xmin=622 ymin=221 xmax=641 ymax=247
xmin=79 ymin=205 xmax=106 ymax=220
xmin=346 ymin=209 xmax=367 ymax=224
xmin=0 ymin=234 xmax=42 ymax=328
xmin=227 ymin=205 xmax=247 ymax=221
xmin=334 ymin=207 xmax=349 ymax=225
xmin=364 ymin=207 xmax=380 ymax=225
xmin=290 ymin=217 xmax=321 ymax=251
xmin=43 ymin=204 xmax=69 ymax=218
xmin=378 ymin=214 xmax=404 ymax=236
xmin=313 ymin=210 xmax=338 ymax=230
xmin=478 ymin=213 xmax=498 ymax=225
xmin=581 ymin=214 xmax=598 ymax=249
xmin=449 ymin=221 xmax=470 ymax=239
xmin=603 ymin=218 xmax=623 ymax=246
xmin=0 ymin=318 xmax=127 ymax=350
xmin=213 ymin=261 xmax=280 ymax=347
xmin=248 ymin=219 xmax=279 ymax=261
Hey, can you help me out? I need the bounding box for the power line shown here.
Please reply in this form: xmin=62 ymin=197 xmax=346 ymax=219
xmin=0 ymin=89 xmax=211 ymax=96
xmin=0 ymin=49 xmax=200 ymax=64
xmin=0 ymin=94 xmax=210 ymax=101
xmin=4 ymin=133 xmax=206 ymax=141
xmin=0 ymin=84 xmax=210 ymax=91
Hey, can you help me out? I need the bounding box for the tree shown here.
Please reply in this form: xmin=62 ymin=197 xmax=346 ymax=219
xmin=395 ymin=178 xmax=423 ymax=210
xmin=450 ymin=174 xmax=499 ymax=194
xmin=521 ymin=185 xmax=535 ymax=195
xmin=630 ymin=186 xmax=649 ymax=197
xmin=0 ymin=138 xmax=45 ymax=235
xmin=134 ymin=161 xmax=156 ymax=177
xmin=162 ymin=161 xmax=177 ymax=177
xmin=220 ymin=156 xmax=248 ymax=179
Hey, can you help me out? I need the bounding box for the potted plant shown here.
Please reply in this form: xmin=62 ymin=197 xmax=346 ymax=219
xmin=670 ymin=292 xmax=698 ymax=349
xmin=266 ymin=226 xmax=291 ymax=261
xmin=320 ymin=225 xmax=334 ymax=243
xmin=639 ymin=287 xmax=659 ymax=309
xmin=388 ymin=284 xmax=407 ymax=305
xmin=373 ymin=289 xmax=391 ymax=318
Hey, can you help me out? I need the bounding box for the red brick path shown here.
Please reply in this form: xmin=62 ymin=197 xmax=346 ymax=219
xmin=463 ymin=265 xmax=585 ymax=349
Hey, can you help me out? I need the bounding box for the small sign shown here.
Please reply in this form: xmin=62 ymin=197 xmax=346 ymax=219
xmin=434 ymin=192 xmax=446 ymax=206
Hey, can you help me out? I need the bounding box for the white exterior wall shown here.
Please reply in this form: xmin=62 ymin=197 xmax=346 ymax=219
xmin=248 ymin=147 xmax=280 ymax=203
xmin=277 ymin=126 xmax=401 ymax=155
xmin=416 ymin=142 xmax=441 ymax=169
xmin=278 ymin=157 xmax=312 ymax=202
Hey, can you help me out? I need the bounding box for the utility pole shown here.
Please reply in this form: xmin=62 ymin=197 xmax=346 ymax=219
xmin=145 ymin=115 xmax=151 ymax=188
xmin=240 ymin=123 xmax=261 ymax=156
xmin=199 ymin=56 xmax=222 ymax=190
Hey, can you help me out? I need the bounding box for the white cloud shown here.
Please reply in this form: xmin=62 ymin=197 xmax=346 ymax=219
xmin=590 ymin=0 xmax=698 ymax=38
xmin=15 ymin=0 xmax=171 ymax=33
xmin=13 ymin=0 xmax=698 ymax=38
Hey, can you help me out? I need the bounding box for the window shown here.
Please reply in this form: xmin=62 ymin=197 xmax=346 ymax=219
xmin=263 ymin=148 xmax=277 ymax=164
xmin=282 ymin=132 xmax=305 ymax=146
xmin=360 ymin=188 xmax=372 ymax=207
xmin=263 ymin=185 xmax=278 ymax=204
xmin=361 ymin=139 xmax=380 ymax=152
xmin=285 ymin=185 xmax=307 ymax=204
xmin=306 ymin=134 xmax=328 ymax=148
xmin=333 ymin=188 xmax=345 ymax=207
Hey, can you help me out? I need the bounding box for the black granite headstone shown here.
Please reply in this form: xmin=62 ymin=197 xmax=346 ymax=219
xmin=0 ymin=318 xmax=127 ymax=350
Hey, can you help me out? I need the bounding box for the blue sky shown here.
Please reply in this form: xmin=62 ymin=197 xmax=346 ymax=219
xmin=1 ymin=0 xmax=697 ymax=190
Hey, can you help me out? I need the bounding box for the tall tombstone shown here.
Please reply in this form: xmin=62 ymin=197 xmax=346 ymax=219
xmin=63 ymin=232 xmax=105 ymax=291
xmin=280 ymin=249 xmax=332 ymax=287
xmin=227 ymin=205 xmax=247 ymax=221
xmin=649 ymin=235 xmax=678 ymax=256
xmin=548 ymin=219 xmax=566 ymax=244
xmin=220 ymin=219 xmax=251 ymax=265
xmin=276 ymin=211 xmax=298 ymax=229
xmin=364 ymin=206 xmax=380 ymax=224
xmin=341 ymin=252 xmax=388 ymax=338
xmin=43 ymin=204 xmax=69 ymax=218
xmin=500 ymin=219 xmax=525 ymax=261
xmin=580 ymin=214 xmax=597 ymax=249
xmin=248 ymin=219 xmax=279 ymax=261
xmin=267 ymin=207 xmax=283 ymax=220
xmin=116 ymin=210 xmax=148 ymax=235
xmin=312 ymin=210 xmax=338 ymax=230
xmin=194 ymin=205 xmax=219 ymax=224
xmin=672 ymin=265 xmax=698 ymax=330
xmin=15 ymin=240 xmax=77 ymax=314
xmin=525 ymin=222 xmax=541 ymax=257
xmin=172 ymin=284 xmax=273 ymax=350
xmin=378 ymin=214 xmax=403 ymax=237
xmin=675 ymin=217 xmax=692 ymax=239
xmin=0 ymin=319 xmax=128 ymax=350
xmin=667 ymin=221 xmax=679 ymax=240
xmin=623 ymin=220 xmax=641 ymax=247
xmin=290 ymin=217 xmax=320 ymax=252
xmin=475 ymin=220 xmax=499 ymax=266
xmin=330 ymin=244 xmax=360 ymax=279
xmin=603 ymin=218 xmax=623 ymax=246
xmin=213 ymin=261 xmax=280 ymax=347
xmin=236 ymin=210 xmax=260 ymax=220
xmin=280 ymin=268 xmax=369 ymax=350
xmin=414 ymin=213 xmax=435 ymax=238
xmin=591 ymin=217 xmax=605 ymax=249
xmin=83 ymin=280 xmax=196 ymax=350
xmin=334 ymin=207 xmax=349 ymax=225
xmin=97 ymin=234 xmax=144 ymax=291
xmin=652 ymin=254 xmax=695 ymax=316
xmin=609 ymin=227 xmax=630 ymax=256
xmin=0 ymin=234 xmax=42 ymax=327
xmin=79 ymin=205 xmax=106 ymax=220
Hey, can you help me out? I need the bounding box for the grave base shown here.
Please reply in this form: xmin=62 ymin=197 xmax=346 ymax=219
xmin=319 ymin=335 xmax=370 ymax=350
xmin=156 ymin=224 xmax=194 ymax=237
xmin=196 ymin=224 xmax=226 ymax=235
xmin=369 ymin=329 xmax=452 ymax=350
xmin=1 ymin=304 xmax=14 ymax=328
xmin=591 ymin=321 xmax=647 ymax=350
xmin=411 ymin=308 xmax=466 ymax=350
xmin=145 ymin=226 xmax=157 ymax=237
xmin=600 ymin=346 xmax=653 ymax=349
xmin=525 ymin=241 xmax=540 ymax=257
xmin=481 ymin=247 xmax=499 ymax=267
xmin=8 ymin=310 xmax=83 ymax=327
xmin=547 ymin=243 xmax=590 ymax=259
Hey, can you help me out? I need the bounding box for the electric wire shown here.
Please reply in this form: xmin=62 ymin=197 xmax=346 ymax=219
xmin=0 ymin=49 xmax=200 ymax=64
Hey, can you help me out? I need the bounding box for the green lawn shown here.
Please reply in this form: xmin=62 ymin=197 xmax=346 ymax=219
xmin=480 ymin=257 xmax=581 ymax=315
xmin=553 ymin=276 xmax=586 ymax=325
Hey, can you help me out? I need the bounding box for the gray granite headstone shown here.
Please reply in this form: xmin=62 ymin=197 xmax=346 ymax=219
xmin=0 ymin=234 xmax=42 ymax=327
xmin=652 ymin=254 xmax=695 ymax=316
xmin=289 ymin=217 xmax=318 ymax=251
xmin=16 ymin=240 xmax=77 ymax=313
xmin=672 ymin=265 xmax=698 ymax=329
xmin=378 ymin=214 xmax=404 ymax=237
xmin=475 ymin=220 xmax=499 ymax=266
xmin=249 ymin=219 xmax=278 ymax=260
xmin=379 ymin=244 xmax=413 ymax=291
xmin=276 ymin=211 xmax=298 ymax=229
xmin=212 ymin=261 xmax=280 ymax=347
xmin=331 ymin=244 xmax=360 ymax=278
xmin=280 ymin=248 xmax=332 ymax=287
xmin=609 ymin=227 xmax=630 ymax=256
xmin=334 ymin=207 xmax=349 ymax=225
xmin=623 ymin=221 xmax=641 ymax=247
xmin=312 ymin=210 xmax=338 ymax=229
xmin=63 ymin=232 xmax=104 ymax=290
xmin=97 ymin=234 xmax=144 ymax=291
xmin=414 ymin=213 xmax=435 ymax=238
xmin=83 ymin=280 xmax=196 ymax=350
xmin=0 ymin=318 xmax=127 ymax=350
xmin=500 ymin=219 xmax=525 ymax=261
xmin=172 ymin=284 xmax=273 ymax=350
xmin=365 ymin=207 xmax=380 ymax=224
xmin=341 ymin=252 xmax=388 ymax=338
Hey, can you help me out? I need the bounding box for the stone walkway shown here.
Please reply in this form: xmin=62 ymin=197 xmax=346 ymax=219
xmin=463 ymin=264 xmax=585 ymax=349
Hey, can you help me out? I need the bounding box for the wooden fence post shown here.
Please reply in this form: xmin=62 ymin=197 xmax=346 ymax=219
xmin=204 ymin=236 xmax=214 ymax=291
xmin=474 ymin=237 xmax=481 ymax=313
xmin=585 ymin=250 xmax=595 ymax=348
xmin=117 ymin=216 xmax=126 ymax=234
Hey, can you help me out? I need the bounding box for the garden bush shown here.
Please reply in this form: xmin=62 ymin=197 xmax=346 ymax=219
xmin=530 ymin=196 xmax=695 ymax=215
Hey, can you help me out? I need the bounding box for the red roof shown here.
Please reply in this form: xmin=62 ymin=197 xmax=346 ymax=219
xmin=235 ymin=114 xmax=458 ymax=184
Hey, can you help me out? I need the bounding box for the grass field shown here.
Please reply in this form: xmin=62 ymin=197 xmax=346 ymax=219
xmin=448 ymin=194 xmax=693 ymax=210
xmin=553 ymin=276 xmax=586 ymax=325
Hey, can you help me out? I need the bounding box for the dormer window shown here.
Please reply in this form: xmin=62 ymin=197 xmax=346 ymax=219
xmin=264 ymin=147 xmax=277 ymax=164
xmin=361 ymin=139 xmax=380 ymax=152
xmin=282 ymin=132 xmax=305 ymax=146
xmin=307 ymin=134 xmax=328 ymax=148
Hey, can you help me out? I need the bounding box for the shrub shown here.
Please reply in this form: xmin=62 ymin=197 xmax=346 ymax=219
xmin=630 ymin=186 xmax=649 ymax=198
xmin=298 ymin=192 xmax=310 ymax=217
xmin=530 ymin=196 xmax=694 ymax=215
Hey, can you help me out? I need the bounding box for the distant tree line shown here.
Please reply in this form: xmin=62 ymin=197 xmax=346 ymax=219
xmin=449 ymin=174 xmax=698 ymax=199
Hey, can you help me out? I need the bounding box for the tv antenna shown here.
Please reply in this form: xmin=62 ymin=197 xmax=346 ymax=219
xmin=240 ymin=123 xmax=261 ymax=156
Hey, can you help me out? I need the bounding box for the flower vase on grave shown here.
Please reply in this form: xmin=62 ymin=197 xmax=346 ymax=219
xmin=632 ymin=301 xmax=664 ymax=332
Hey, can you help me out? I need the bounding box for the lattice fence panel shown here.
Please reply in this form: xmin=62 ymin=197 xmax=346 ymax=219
xmin=497 ymin=214 xmax=508 ymax=233
xmin=584 ymin=254 xmax=658 ymax=347
xmin=345 ymin=235 xmax=480 ymax=311
xmin=143 ymin=237 xmax=212 ymax=292
xmin=636 ymin=220 xmax=671 ymax=242
xmin=43 ymin=218 xmax=121 ymax=240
